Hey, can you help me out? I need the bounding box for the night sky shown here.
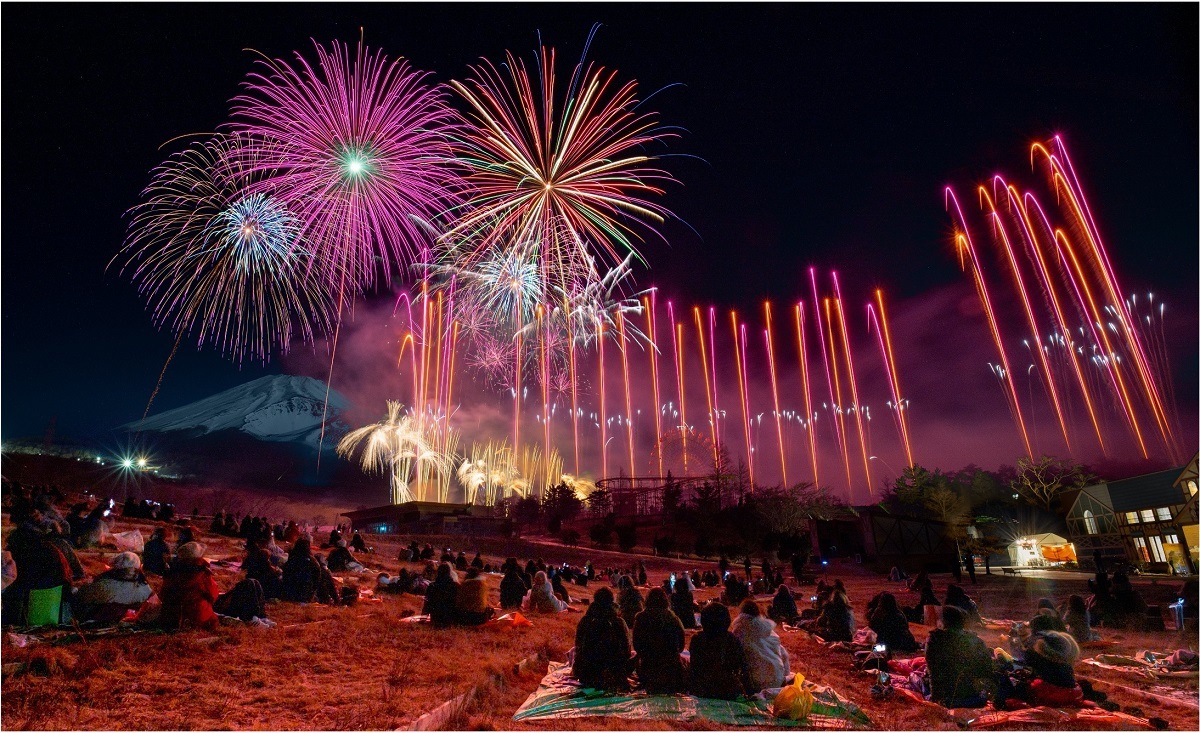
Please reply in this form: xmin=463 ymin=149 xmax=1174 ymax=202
xmin=3 ymin=4 xmax=1196 ymax=479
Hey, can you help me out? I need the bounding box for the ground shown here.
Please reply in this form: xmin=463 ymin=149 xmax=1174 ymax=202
xmin=2 ymin=514 xmax=1197 ymax=731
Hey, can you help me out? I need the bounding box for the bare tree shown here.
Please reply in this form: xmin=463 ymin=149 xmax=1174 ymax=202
xmin=1010 ymin=455 xmax=1096 ymax=514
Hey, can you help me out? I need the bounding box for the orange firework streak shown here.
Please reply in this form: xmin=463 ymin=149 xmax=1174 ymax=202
xmin=513 ymin=328 xmax=521 ymax=460
xmin=831 ymin=289 xmax=872 ymax=496
xmin=764 ymin=302 xmax=788 ymax=487
xmin=980 ymin=184 xmax=1074 ymax=453
xmin=872 ymin=291 xmax=915 ymax=468
xmin=1035 ymin=143 xmax=1177 ymax=459
xmin=708 ymin=307 xmax=722 ymax=460
xmin=618 ymin=312 xmax=636 ymax=476
xmin=668 ymin=302 xmax=688 ymax=473
xmin=568 ymin=320 xmax=580 ymax=476
xmin=432 ymin=291 xmax=445 ymax=418
xmin=694 ymin=306 xmax=719 ymax=470
xmin=538 ymin=306 xmax=550 ymax=469
xmin=1010 ymin=189 xmax=1108 ymax=456
xmin=1054 ymin=229 xmax=1149 ymax=458
xmin=445 ymin=321 xmax=460 ymax=427
xmin=597 ymin=317 xmax=607 ymax=479
xmin=645 ymin=293 xmax=664 ymax=477
xmin=948 ymin=188 xmax=1034 ymax=458
xmin=809 ymin=269 xmax=847 ymax=482
xmin=731 ymin=311 xmax=755 ymax=486
xmin=823 ymin=298 xmax=855 ymax=495
xmin=794 ymin=303 xmax=819 ymax=485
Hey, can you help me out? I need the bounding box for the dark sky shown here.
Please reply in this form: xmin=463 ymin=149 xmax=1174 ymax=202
xmin=3 ymin=4 xmax=1196 ymax=475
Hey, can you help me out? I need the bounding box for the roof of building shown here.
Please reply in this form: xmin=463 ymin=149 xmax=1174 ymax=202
xmin=1009 ymin=532 xmax=1071 ymax=547
xmin=1105 ymin=467 xmax=1187 ymax=512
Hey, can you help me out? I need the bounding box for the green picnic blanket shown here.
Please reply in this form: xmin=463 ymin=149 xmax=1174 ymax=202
xmin=513 ymin=661 xmax=872 ymax=729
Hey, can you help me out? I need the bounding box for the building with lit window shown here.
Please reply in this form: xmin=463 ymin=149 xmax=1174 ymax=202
xmin=1064 ymin=460 xmax=1197 ymax=575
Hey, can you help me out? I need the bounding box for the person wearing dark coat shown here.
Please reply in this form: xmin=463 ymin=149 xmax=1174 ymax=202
xmin=1016 ymin=630 xmax=1083 ymax=706
xmin=945 ymin=584 xmax=981 ymax=626
xmin=802 ymin=591 xmax=855 ymax=642
xmin=241 ymin=542 xmax=284 ymax=599
xmin=350 ymin=531 xmax=368 ymax=553
xmin=925 ymin=605 xmax=993 ymax=708
xmin=551 ymin=572 xmax=572 ymax=605
xmin=631 ymin=588 xmax=686 ymax=694
xmin=617 ymin=575 xmax=645 ymax=628
xmin=1 ymin=508 xmax=73 ymax=626
xmin=326 ymin=542 xmax=357 ymax=572
xmin=723 ymin=573 xmax=750 ymax=606
xmin=142 ymin=527 xmax=172 ymax=577
xmin=906 ymin=580 xmax=941 ymax=623
xmin=669 ymin=579 xmax=698 ymax=629
xmin=281 ymin=538 xmax=322 ymax=602
xmin=572 ymin=587 xmax=633 ymax=691
xmin=421 ymin=562 xmax=460 ymax=627
xmin=767 ymin=585 xmax=800 ymax=625
xmin=867 ymin=592 xmax=920 ymax=652
xmin=455 ymin=552 xmax=469 ymax=572
xmin=689 ymin=601 xmax=750 ymax=700
xmin=1029 ymin=598 xmax=1067 ymax=633
xmin=325 ymin=528 xmax=342 ymax=549
xmin=499 ymin=567 xmax=529 ymax=609
xmin=470 ymin=552 xmax=484 ymax=570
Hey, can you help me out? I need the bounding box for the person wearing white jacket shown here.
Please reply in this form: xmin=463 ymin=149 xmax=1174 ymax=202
xmin=730 ymin=599 xmax=791 ymax=692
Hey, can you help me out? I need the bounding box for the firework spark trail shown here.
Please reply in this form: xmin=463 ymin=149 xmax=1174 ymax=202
xmin=569 ymin=320 xmax=581 ymax=475
xmin=1053 ymin=229 xmax=1149 ymax=457
xmin=539 ymin=306 xmax=551 ymax=471
xmin=707 ymin=307 xmax=722 ymax=461
xmin=667 ymin=302 xmax=689 ymax=473
xmin=822 ymin=297 xmax=855 ymax=494
xmin=618 ymin=312 xmax=636 ymax=476
xmin=981 ymin=182 xmax=1074 ymax=453
xmin=764 ymin=302 xmax=788 ymax=487
xmin=730 ymin=311 xmax=754 ymax=484
xmin=446 ymin=41 xmax=678 ymax=269
xmin=1035 ymin=139 xmax=1177 ymax=460
xmin=738 ymin=322 xmax=756 ymax=487
xmin=809 ymin=268 xmax=849 ymax=481
xmin=1011 ymin=191 xmax=1108 ymax=455
xmin=646 ymin=292 xmax=664 ymax=476
xmin=794 ymin=302 xmax=819 ymax=485
xmin=947 ymin=188 xmax=1034 ymax=458
xmin=870 ymin=290 xmax=914 ymax=468
xmin=597 ymin=316 xmax=607 ymax=479
xmin=831 ymin=279 xmax=872 ymax=496
xmin=694 ymin=306 xmax=719 ymax=471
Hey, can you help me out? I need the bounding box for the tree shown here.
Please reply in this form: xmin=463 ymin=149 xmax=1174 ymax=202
xmin=694 ymin=533 xmax=714 ymax=558
xmin=542 ymin=482 xmax=583 ymax=528
xmin=586 ymin=488 xmax=612 ymax=515
xmin=560 ymin=528 xmax=581 ymax=546
xmin=589 ymin=522 xmax=613 ymax=546
xmin=514 ymin=495 xmax=541 ymax=526
xmin=1010 ymin=455 xmax=1095 ymax=514
xmin=662 ymin=475 xmax=683 ymax=523
xmin=690 ymin=481 xmax=723 ymax=515
xmin=615 ymin=524 xmax=638 ymax=552
xmin=653 ymin=535 xmax=676 ymax=556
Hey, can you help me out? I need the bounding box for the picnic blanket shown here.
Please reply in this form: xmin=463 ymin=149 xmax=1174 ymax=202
xmin=1084 ymin=650 xmax=1199 ymax=679
xmin=513 ymin=661 xmax=871 ymax=729
xmin=888 ymin=686 xmax=1157 ymax=730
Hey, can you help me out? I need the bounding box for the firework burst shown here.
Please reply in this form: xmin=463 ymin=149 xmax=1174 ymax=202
xmin=337 ymin=400 xmax=457 ymax=503
xmin=115 ymin=133 xmax=334 ymax=363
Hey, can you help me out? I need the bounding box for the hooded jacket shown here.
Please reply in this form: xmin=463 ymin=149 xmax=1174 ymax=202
xmin=730 ymin=613 xmax=790 ymax=691
xmin=159 ymin=557 xmax=219 ymax=631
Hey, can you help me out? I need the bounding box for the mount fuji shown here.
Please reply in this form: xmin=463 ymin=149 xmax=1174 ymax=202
xmin=127 ymin=375 xmax=350 ymax=450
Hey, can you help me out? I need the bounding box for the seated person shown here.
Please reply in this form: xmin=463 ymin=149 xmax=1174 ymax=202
xmin=767 ymin=584 xmax=800 ymax=626
xmin=142 ymin=527 xmax=172 ymax=577
xmin=455 ymin=567 xmax=494 ymax=625
xmin=499 ymin=566 xmax=529 ymax=609
xmin=617 ymin=575 xmax=645 ymax=626
xmin=241 ymin=540 xmax=284 ymax=600
xmin=214 ymin=577 xmax=267 ymax=622
xmin=159 ymin=542 xmax=219 ymax=632
xmin=905 ymin=580 xmax=941 ymax=624
xmin=631 ymin=588 xmax=686 ymax=693
xmin=925 ymin=604 xmax=993 ymax=708
xmin=867 ymin=591 xmax=920 ymax=652
xmin=800 ymin=590 xmax=855 ymax=642
xmin=73 ymin=551 xmax=154 ymax=624
xmin=281 ymin=538 xmax=322 ymax=603
xmin=375 ymin=573 xmax=404 ymax=595
xmin=1029 ymin=598 xmax=1067 ymax=633
xmin=945 ymin=584 xmax=981 ymax=626
xmin=722 ymin=573 xmax=750 ymax=606
xmin=1 ymin=507 xmax=73 ymax=626
xmin=670 ymin=576 xmax=699 ymax=629
xmin=350 ymin=531 xmax=368 ymax=553
xmin=525 ymin=571 xmax=568 ymax=613
xmin=326 ymin=540 xmax=363 ymax=573
xmin=422 ymin=562 xmax=460 ymax=626
xmin=888 ymin=566 xmax=909 ymax=582
xmin=572 ymin=587 xmax=633 ymax=691
xmin=1017 ymin=630 xmax=1082 ymax=706
xmin=907 ymin=571 xmax=929 ymax=592
xmin=689 ymin=601 xmax=750 ymax=700
xmin=1109 ymin=573 xmax=1147 ymax=628
xmin=551 ymin=572 xmax=572 ymax=605
xmin=325 ymin=528 xmax=342 ymax=549
xmin=1062 ymin=594 xmax=1100 ymax=642
xmin=313 ymin=554 xmax=339 ymax=604
xmin=731 ymin=599 xmax=790 ymax=692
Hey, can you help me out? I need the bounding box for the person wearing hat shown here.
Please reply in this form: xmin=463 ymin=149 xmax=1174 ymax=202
xmin=74 ymin=552 xmax=155 ymax=624
xmin=925 ymin=604 xmax=994 ymax=708
xmin=159 ymin=542 xmax=219 ymax=631
xmin=1018 ymin=630 xmax=1082 ymax=706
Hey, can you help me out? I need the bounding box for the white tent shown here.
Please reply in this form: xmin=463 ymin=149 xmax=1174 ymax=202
xmin=1007 ymin=533 xmax=1075 ymax=567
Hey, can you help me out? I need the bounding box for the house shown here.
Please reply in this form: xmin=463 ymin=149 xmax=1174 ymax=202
xmin=342 ymin=501 xmax=507 ymax=536
xmin=1064 ymin=460 xmax=1197 ymax=574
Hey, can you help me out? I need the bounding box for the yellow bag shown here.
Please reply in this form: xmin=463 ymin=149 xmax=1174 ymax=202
xmin=772 ymin=673 xmax=814 ymax=720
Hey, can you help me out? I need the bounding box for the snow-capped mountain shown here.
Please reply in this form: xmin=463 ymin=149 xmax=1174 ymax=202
xmin=127 ymin=375 xmax=349 ymax=450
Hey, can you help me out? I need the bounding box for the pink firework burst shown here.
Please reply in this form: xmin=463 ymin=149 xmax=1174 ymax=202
xmin=230 ymin=38 xmax=462 ymax=296
xmin=445 ymin=38 xmax=679 ymax=269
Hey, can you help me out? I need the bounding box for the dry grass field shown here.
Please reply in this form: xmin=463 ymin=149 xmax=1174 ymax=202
xmin=2 ymin=512 xmax=1197 ymax=730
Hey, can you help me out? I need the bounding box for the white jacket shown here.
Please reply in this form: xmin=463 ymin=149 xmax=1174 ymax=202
xmin=731 ymin=613 xmax=791 ymax=690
